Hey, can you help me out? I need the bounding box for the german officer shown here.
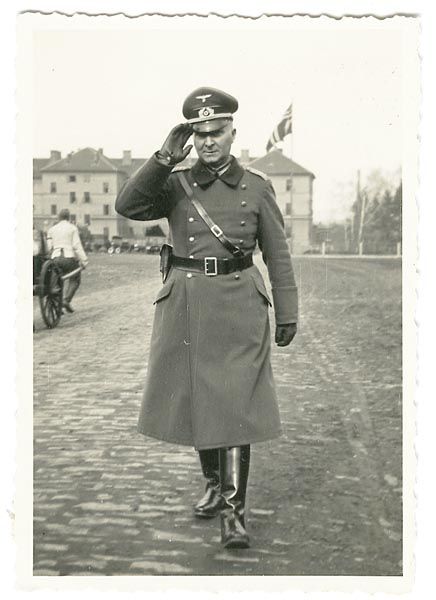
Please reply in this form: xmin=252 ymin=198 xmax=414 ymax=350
xmin=115 ymin=87 xmax=298 ymax=549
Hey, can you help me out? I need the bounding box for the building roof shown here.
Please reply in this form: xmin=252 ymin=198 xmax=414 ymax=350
xmin=248 ymin=149 xmax=314 ymax=177
xmin=40 ymin=147 xmax=120 ymax=173
xmin=35 ymin=147 xmax=314 ymax=178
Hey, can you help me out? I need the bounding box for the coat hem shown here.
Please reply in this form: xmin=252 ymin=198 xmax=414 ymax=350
xmin=194 ymin=431 xmax=283 ymax=450
xmin=137 ymin=428 xmax=194 ymax=447
xmin=137 ymin=427 xmax=283 ymax=450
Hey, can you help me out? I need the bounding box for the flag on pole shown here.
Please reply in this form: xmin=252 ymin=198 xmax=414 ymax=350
xmin=266 ymin=103 xmax=293 ymax=152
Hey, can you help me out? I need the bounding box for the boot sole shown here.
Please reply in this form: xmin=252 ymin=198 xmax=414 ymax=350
xmin=193 ymin=511 xmax=219 ymax=519
xmin=223 ymin=538 xmax=250 ymax=549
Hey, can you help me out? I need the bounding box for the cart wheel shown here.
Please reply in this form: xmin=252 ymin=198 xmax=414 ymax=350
xmin=38 ymin=260 xmax=64 ymax=329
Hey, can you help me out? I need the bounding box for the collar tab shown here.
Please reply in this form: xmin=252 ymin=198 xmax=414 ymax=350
xmin=192 ymin=156 xmax=244 ymax=188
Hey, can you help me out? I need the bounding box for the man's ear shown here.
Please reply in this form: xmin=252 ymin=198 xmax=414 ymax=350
xmin=232 ymin=128 xmax=237 ymax=141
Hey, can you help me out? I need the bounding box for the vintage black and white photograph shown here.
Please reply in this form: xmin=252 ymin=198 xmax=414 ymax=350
xmin=16 ymin=11 xmax=419 ymax=591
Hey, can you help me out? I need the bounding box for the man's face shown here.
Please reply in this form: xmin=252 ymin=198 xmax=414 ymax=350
xmin=193 ymin=122 xmax=236 ymax=167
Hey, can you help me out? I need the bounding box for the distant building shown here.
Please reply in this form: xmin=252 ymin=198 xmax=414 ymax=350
xmin=34 ymin=147 xmax=314 ymax=252
xmin=33 ymin=148 xmax=149 ymax=244
xmin=243 ymin=149 xmax=315 ymax=254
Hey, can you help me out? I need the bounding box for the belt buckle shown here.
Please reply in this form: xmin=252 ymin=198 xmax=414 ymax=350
xmin=204 ymin=257 xmax=218 ymax=276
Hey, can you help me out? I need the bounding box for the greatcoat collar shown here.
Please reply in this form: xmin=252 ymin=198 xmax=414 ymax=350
xmin=191 ymin=156 xmax=244 ymax=188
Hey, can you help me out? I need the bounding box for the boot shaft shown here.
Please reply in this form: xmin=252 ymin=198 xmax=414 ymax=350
xmin=194 ymin=448 xmax=223 ymax=518
xmin=219 ymin=445 xmax=250 ymax=512
xmin=198 ymin=448 xmax=220 ymax=483
xmin=219 ymin=445 xmax=251 ymax=549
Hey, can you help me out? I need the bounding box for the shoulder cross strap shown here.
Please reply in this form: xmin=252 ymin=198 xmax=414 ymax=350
xmin=177 ymin=171 xmax=244 ymax=257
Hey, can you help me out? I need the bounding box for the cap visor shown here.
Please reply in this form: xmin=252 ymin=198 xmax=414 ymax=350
xmin=192 ymin=118 xmax=231 ymax=133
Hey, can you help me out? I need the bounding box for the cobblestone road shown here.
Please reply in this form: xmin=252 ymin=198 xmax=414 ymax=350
xmin=33 ymin=254 xmax=402 ymax=576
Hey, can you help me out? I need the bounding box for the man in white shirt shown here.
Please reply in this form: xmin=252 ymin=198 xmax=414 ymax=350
xmin=46 ymin=208 xmax=88 ymax=313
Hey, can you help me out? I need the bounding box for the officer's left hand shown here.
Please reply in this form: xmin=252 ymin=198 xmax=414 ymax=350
xmin=275 ymin=323 xmax=297 ymax=346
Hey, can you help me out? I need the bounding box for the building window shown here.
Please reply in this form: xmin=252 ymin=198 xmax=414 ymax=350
xmin=285 ymin=202 xmax=292 ymax=215
xmin=103 ymin=182 xmax=109 ymax=193
xmin=286 ymin=178 xmax=292 ymax=191
xmin=83 ymin=174 xmax=90 ymax=182
xmin=50 ymin=204 xmax=57 ymax=215
xmin=50 ymin=182 xmax=57 ymax=193
xmin=69 ymin=175 xmax=76 ymax=182
xmin=84 ymin=192 xmax=91 ymax=203
xmin=70 ymin=191 xmax=76 ymax=204
xmin=70 ymin=213 xmax=76 ymax=224
xmin=84 ymin=214 xmax=91 ymax=226
xmin=103 ymin=204 xmax=110 ymax=216
xmin=103 ymin=227 xmax=109 ymax=240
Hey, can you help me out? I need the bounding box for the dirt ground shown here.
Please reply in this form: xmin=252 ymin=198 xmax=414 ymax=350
xmin=33 ymin=253 xmax=402 ymax=576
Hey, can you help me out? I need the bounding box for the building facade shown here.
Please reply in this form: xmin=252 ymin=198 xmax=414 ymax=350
xmin=33 ymin=148 xmax=151 ymax=243
xmin=34 ymin=147 xmax=314 ymax=253
xmin=244 ymin=149 xmax=315 ymax=255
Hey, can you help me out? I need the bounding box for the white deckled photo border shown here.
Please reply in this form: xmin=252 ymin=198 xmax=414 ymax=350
xmin=13 ymin=8 xmax=422 ymax=596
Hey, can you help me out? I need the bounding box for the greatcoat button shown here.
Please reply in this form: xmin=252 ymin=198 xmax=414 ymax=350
xmin=189 ymin=254 xmax=194 ymax=259
xmin=189 ymin=236 xmax=195 ymax=242
xmin=188 ymin=217 xmax=194 ymax=222
xmin=193 ymin=182 xmax=198 ymax=187
xmin=240 ymin=221 xmax=246 ymax=226
xmin=239 ymin=240 xmax=244 ymax=244
xmin=241 ymin=201 xmax=247 ymax=207
xmin=186 ymin=273 xmax=193 ymax=278
xmin=234 ymin=274 xmax=240 ymax=280
xmin=241 ymin=184 xmax=247 ymax=190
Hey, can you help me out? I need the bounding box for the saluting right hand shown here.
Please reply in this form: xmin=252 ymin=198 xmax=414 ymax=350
xmin=159 ymin=123 xmax=194 ymax=164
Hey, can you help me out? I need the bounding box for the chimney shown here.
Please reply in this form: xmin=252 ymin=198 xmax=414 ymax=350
xmin=240 ymin=149 xmax=250 ymax=164
xmin=122 ymin=150 xmax=132 ymax=166
xmin=97 ymin=148 xmax=103 ymax=156
xmin=48 ymin=150 xmax=61 ymax=165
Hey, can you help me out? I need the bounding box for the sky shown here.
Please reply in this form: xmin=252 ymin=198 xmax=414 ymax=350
xmin=32 ymin=19 xmax=409 ymax=222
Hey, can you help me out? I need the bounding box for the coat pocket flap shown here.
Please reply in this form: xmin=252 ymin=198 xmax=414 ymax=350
xmin=250 ymin=273 xmax=272 ymax=306
xmin=153 ymin=279 xmax=175 ymax=304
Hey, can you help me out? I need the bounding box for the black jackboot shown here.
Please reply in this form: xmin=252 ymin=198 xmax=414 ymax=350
xmin=194 ymin=449 xmax=224 ymax=518
xmin=219 ymin=445 xmax=250 ymax=549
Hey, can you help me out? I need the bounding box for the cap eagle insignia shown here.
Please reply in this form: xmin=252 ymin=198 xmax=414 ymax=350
xmin=195 ymin=94 xmax=212 ymax=103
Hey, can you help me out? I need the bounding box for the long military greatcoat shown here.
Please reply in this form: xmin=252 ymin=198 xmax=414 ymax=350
xmin=115 ymin=154 xmax=298 ymax=450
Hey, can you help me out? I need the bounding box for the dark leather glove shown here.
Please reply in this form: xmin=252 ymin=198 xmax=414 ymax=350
xmin=158 ymin=123 xmax=194 ymax=165
xmin=275 ymin=323 xmax=297 ymax=346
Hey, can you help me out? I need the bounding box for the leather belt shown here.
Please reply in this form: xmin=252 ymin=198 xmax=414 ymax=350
xmin=172 ymin=253 xmax=253 ymax=276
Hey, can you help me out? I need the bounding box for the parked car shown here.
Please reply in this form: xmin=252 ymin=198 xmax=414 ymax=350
xmin=108 ymin=239 xmax=133 ymax=254
xmin=146 ymin=245 xmax=161 ymax=254
xmin=132 ymin=243 xmax=146 ymax=253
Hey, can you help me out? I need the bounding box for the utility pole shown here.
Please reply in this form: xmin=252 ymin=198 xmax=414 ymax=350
xmin=357 ymin=170 xmax=367 ymax=255
xmin=354 ymin=170 xmax=360 ymax=253
xmin=350 ymin=212 xmax=354 ymax=253
xmin=344 ymin=220 xmax=349 ymax=252
xmin=358 ymin=194 xmax=366 ymax=256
